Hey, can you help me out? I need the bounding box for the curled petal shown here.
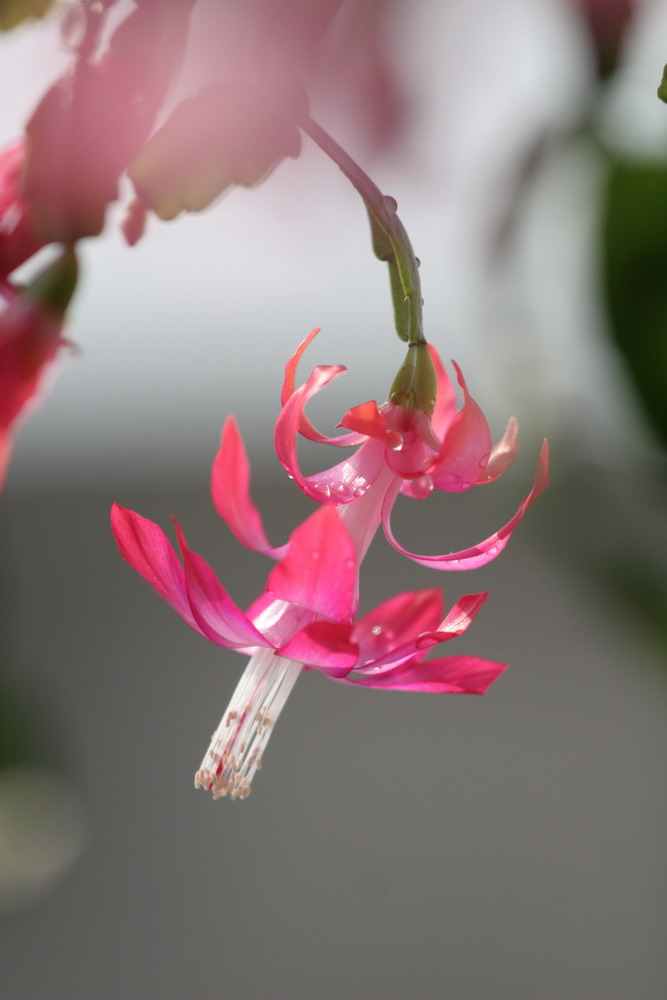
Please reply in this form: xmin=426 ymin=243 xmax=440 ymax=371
xmin=482 ymin=417 xmax=519 ymax=483
xmin=278 ymin=621 xmax=358 ymax=675
xmin=352 ymin=588 xmax=444 ymax=665
xmin=111 ymin=504 xmax=200 ymax=633
xmin=173 ymin=520 xmax=267 ymax=649
xmin=281 ymin=328 xmax=365 ymax=447
xmin=383 ymin=440 xmax=550 ymax=571
xmin=430 ymin=362 xmax=492 ymax=491
xmin=337 ymin=655 xmax=508 ymax=694
xmin=266 ymin=506 xmax=358 ymax=623
xmin=275 ymin=364 xmax=382 ymax=503
xmin=211 ymin=417 xmax=286 ymax=559
xmin=428 ymin=344 xmax=457 ymax=441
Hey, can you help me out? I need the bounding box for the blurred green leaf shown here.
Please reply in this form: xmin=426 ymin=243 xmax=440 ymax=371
xmin=601 ymin=156 xmax=667 ymax=448
xmin=0 ymin=0 xmax=53 ymax=31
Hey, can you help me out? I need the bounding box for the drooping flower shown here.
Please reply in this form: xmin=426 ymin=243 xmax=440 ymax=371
xmin=214 ymin=329 xmax=549 ymax=570
xmin=0 ymin=141 xmax=44 ymax=278
xmin=0 ymin=250 xmax=78 ymax=490
xmin=112 ymin=501 xmax=506 ymax=800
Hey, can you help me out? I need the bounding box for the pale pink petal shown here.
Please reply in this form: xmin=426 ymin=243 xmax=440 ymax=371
xmin=336 ymin=655 xmax=507 ymax=693
xmin=211 ymin=417 xmax=286 ymax=559
xmin=275 ymin=364 xmax=384 ymax=503
xmin=278 ymin=621 xmax=358 ymax=675
xmin=110 ymin=504 xmax=200 ymax=633
xmin=430 ymin=362 xmax=492 ymax=491
xmin=352 ymin=588 xmax=444 ymax=664
xmin=265 ymin=506 xmax=358 ymax=623
xmin=437 ymin=591 xmax=489 ymax=635
xmin=428 ymin=344 xmax=457 ymax=441
xmin=482 ymin=417 xmax=519 ymax=482
xmin=173 ymin=520 xmax=267 ymax=649
xmin=281 ymin=328 xmax=365 ymax=447
xmin=383 ymin=440 xmax=550 ymax=571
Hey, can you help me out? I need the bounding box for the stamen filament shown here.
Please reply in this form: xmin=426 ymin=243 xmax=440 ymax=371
xmin=194 ymin=647 xmax=302 ymax=800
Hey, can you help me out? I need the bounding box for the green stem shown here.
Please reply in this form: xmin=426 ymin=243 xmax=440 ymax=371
xmin=300 ymin=114 xmax=424 ymax=346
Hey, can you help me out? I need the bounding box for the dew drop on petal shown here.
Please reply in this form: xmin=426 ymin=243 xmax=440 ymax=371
xmin=371 ymin=625 xmax=382 ymax=636
xmin=387 ymin=430 xmax=404 ymax=452
xmin=412 ymin=475 xmax=434 ymax=499
xmin=382 ymin=195 xmax=398 ymax=213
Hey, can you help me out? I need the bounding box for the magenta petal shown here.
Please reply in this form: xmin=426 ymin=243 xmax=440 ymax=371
xmin=266 ymin=506 xmax=358 ymax=623
xmin=437 ymin=591 xmax=489 ymax=636
xmin=278 ymin=621 xmax=358 ymax=675
xmin=211 ymin=417 xmax=286 ymax=559
xmin=172 ymin=520 xmax=267 ymax=649
xmin=275 ymin=363 xmax=383 ymax=503
xmin=111 ymin=503 xmax=200 ymax=632
xmin=280 ymin=329 xmax=365 ymax=447
xmin=337 ymin=655 xmax=508 ymax=693
xmin=352 ymin=588 xmax=444 ymax=664
xmin=430 ymin=363 xmax=492 ymax=491
xmin=383 ymin=440 xmax=550 ymax=571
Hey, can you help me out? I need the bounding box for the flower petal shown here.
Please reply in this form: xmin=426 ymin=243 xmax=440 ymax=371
xmin=337 ymin=655 xmax=507 ymax=693
xmin=110 ymin=503 xmax=200 ymax=633
xmin=430 ymin=362 xmax=492 ymax=491
xmin=265 ymin=506 xmax=358 ymax=623
xmin=352 ymin=588 xmax=444 ymax=664
xmin=338 ymin=399 xmax=386 ymax=441
xmin=172 ymin=520 xmax=268 ymax=649
xmin=281 ymin=328 xmax=365 ymax=447
xmin=482 ymin=417 xmax=519 ymax=482
xmin=211 ymin=417 xmax=286 ymax=559
xmin=383 ymin=440 xmax=550 ymax=571
xmin=428 ymin=344 xmax=457 ymax=441
xmin=278 ymin=621 xmax=358 ymax=675
xmin=275 ymin=363 xmax=384 ymax=503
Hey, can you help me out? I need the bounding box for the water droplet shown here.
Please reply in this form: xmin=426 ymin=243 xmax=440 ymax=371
xmin=387 ymin=430 xmax=404 ymax=452
xmin=415 ymin=257 xmax=421 ymax=268
xmin=382 ymin=195 xmax=398 ymax=213
xmin=346 ymin=559 xmax=355 ymax=569
xmin=412 ymin=475 xmax=434 ymax=499
xmin=315 ymin=483 xmax=331 ymax=498
xmin=371 ymin=625 xmax=382 ymax=636
xmin=287 ymin=474 xmax=294 ymax=480
xmin=352 ymin=486 xmax=366 ymax=498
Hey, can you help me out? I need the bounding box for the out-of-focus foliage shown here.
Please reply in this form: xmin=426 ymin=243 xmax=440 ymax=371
xmin=0 ymin=0 xmax=53 ymax=32
xmin=601 ymin=156 xmax=667 ymax=449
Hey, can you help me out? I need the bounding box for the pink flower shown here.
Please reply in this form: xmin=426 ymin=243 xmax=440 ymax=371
xmin=112 ymin=501 xmax=505 ymax=800
xmin=0 ymin=285 xmax=62 ymax=489
xmin=215 ymin=329 xmax=549 ymax=570
xmin=0 ymin=141 xmax=43 ymax=278
xmin=0 ymin=252 xmax=77 ymax=491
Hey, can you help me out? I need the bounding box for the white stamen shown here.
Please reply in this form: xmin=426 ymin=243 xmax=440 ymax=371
xmin=194 ymin=647 xmax=302 ymax=801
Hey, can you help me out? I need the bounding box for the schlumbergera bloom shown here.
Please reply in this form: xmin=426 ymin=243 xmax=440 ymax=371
xmin=111 ymin=500 xmax=506 ymax=801
xmin=0 ymin=250 xmax=77 ymax=490
xmin=216 ymin=329 xmax=549 ymax=571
